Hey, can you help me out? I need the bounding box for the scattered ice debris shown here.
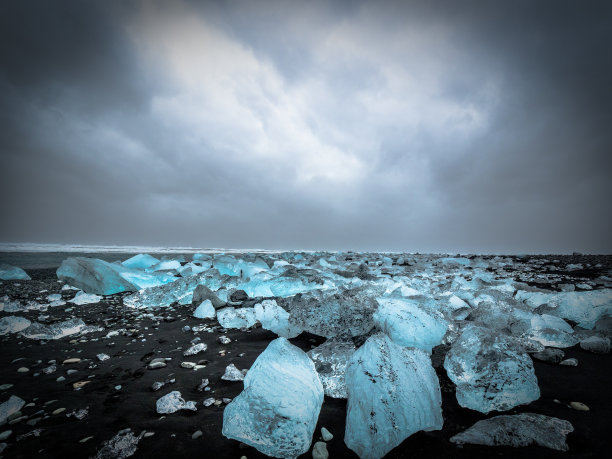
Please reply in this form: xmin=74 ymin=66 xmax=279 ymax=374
xmin=0 ymin=316 xmax=31 ymax=335
xmin=221 ymin=363 xmax=245 ymax=381
xmin=183 ymin=343 xmax=207 ymax=356
xmin=373 ymin=298 xmax=448 ymax=352
xmin=156 ymin=391 xmax=197 ymax=414
xmin=254 ymin=299 xmax=302 ymax=338
xmin=121 ymin=253 xmax=160 ymax=269
xmin=222 ymin=337 xmax=324 ymax=458
xmin=579 ymin=336 xmax=610 ymax=353
xmin=94 ymin=428 xmax=144 ymax=459
xmin=444 ymin=325 xmax=540 ymax=413
xmin=97 ymin=353 xmax=110 ymax=362
xmin=70 ymin=291 xmax=102 ymax=305
xmin=203 ymin=397 xmax=215 ymax=407
xmin=217 ymin=307 xmax=257 ymax=329
xmin=451 ymin=413 xmax=573 ymax=451
xmin=0 ymin=396 xmax=25 ymax=426
xmin=344 ymin=334 xmax=443 ymax=459
xmin=193 ymin=300 xmax=216 ymax=319
xmin=0 ymin=264 xmax=30 ymax=280
xmin=307 ymin=339 xmax=355 ymax=398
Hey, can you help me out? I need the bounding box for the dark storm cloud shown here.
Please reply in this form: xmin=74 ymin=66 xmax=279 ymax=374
xmin=1 ymin=0 xmax=611 ymax=253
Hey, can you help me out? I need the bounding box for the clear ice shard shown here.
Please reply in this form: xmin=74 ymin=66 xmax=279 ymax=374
xmin=344 ymin=334 xmax=443 ymax=459
xmin=57 ymin=257 xmax=138 ymax=295
xmin=0 ymin=316 xmax=32 ymax=335
xmin=221 ymin=363 xmax=245 ymax=381
xmin=525 ymin=314 xmax=578 ymax=348
xmin=155 ymin=391 xmax=197 ymax=414
xmin=123 ymin=273 xmax=210 ymax=308
xmin=193 ymin=300 xmax=216 ymax=319
xmin=254 ymin=299 xmax=302 ymax=338
xmin=450 ymin=413 xmax=574 ymax=451
xmin=287 ymin=289 xmax=377 ymax=338
xmin=444 ymin=324 xmax=540 ymax=413
xmin=222 ymin=337 xmax=324 ymax=459
xmin=94 ymin=429 xmax=144 ymax=459
xmin=0 ymin=264 xmax=30 ymax=280
xmin=121 ymin=254 xmax=160 ymax=269
xmin=20 ymin=318 xmax=98 ymax=340
xmin=183 ymin=343 xmax=207 ymax=356
xmin=307 ymin=339 xmax=356 ymax=398
xmin=69 ymin=291 xmax=102 ymax=305
xmin=373 ymin=298 xmax=448 ymax=352
xmin=0 ymin=395 xmax=26 ymax=426
xmin=217 ymin=307 xmax=257 ymax=329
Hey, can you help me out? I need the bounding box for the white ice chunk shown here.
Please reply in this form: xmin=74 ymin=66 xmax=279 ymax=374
xmin=0 ymin=316 xmax=31 ymax=335
xmin=217 ymin=307 xmax=257 ymax=329
xmin=254 ymin=299 xmax=302 ymax=338
xmin=193 ymin=300 xmax=216 ymax=319
xmin=156 ymin=391 xmax=197 ymax=414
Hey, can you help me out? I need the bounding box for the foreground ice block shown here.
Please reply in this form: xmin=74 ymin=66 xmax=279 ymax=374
xmin=307 ymin=339 xmax=355 ymax=398
xmin=57 ymin=257 xmax=138 ymax=295
xmin=525 ymin=314 xmax=578 ymax=348
xmin=0 ymin=316 xmax=32 ymax=335
xmin=450 ymin=413 xmax=574 ymax=451
xmin=373 ymin=298 xmax=448 ymax=352
xmin=20 ymin=318 xmax=98 ymax=340
xmin=217 ymin=307 xmax=257 ymax=329
xmin=254 ymin=299 xmax=302 ymax=338
xmin=444 ymin=324 xmax=540 ymax=413
xmin=222 ymin=338 xmax=324 ymax=458
xmin=193 ymin=300 xmax=216 ymax=319
xmin=344 ymin=334 xmax=443 ymax=459
xmin=121 ymin=253 xmax=160 ymax=269
xmin=0 ymin=264 xmax=31 ymax=280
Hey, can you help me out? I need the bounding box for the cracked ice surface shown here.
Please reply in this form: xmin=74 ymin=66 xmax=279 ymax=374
xmin=222 ymin=337 xmax=324 ymax=458
xmin=307 ymin=339 xmax=356 ymax=398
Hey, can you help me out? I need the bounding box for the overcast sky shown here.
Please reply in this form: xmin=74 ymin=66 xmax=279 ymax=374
xmin=1 ymin=0 xmax=611 ymax=253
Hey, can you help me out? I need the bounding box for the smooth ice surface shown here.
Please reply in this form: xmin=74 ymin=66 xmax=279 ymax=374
xmin=0 ymin=316 xmax=31 ymax=335
xmin=57 ymin=257 xmax=138 ymax=295
xmin=0 ymin=264 xmax=30 ymax=280
xmin=307 ymin=339 xmax=356 ymax=398
xmin=0 ymin=396 xmax=25 ymax=426
xmin=373 ymin=298 xmax=448 ymax=352
xmin=344 ymin=334 xmax=443 ymax=459
xmin=450 ymin=413 xmax=574 ymax=451
xmin=526 ymin=314 xmax=578 ymax=348
xmin=444 ymin=325 xmax=540 ymax=413
xmin=254 ymin=299 xmax=302 ymax=338
xmin=156 ymin=391 xmax=197 ymax=414
xmin=217 ymin=307 xmax=257 ymax=329
xmin=20 ymin=318 xmax=97 ymax=340
xmin=193 ymin=300 xmax=216 ymax=319
xmin=222 ymin=337 xmax=324 ymax=459
xmin=121 ymin=254 xmax=160 ymax=269
xmin=70 ymin=291 xmax=102 ymax=305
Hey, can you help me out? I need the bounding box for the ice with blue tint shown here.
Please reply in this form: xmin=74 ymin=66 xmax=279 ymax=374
xmin=0 ymin=316 xmax=31 ymax=335
xmin=525 ymin=314 xmax=578 ymax=348
xmin=148 ymin=259 xmax=182 ymax=272
xmin=307 ymin=339 xmax=355 ymax=398
xmin=217 ymin=307 xmax=257 ymax=329
xmin=123 ymin=273 xmax=213 ymax=308
xmin=373 ymin=298 xmax=448 ymax=352
xmin=57 ymin=257 xmax=138 ymax=295
xmin=444 ymin=324 xmax=540 ymax=414
xmin=222 ymin=338 xmax=324 ymax=459
xmin=70 ymin=291 xmax=102 ymax=305
xmin=213 ymin=256 xmax=269 ymax=279
xmin=20 ymin=318 xmax=100 ymax=340
xmin=121 ymin=254 xmax=160 ymax=269
xmin=254 ymin=299 xmax=302 ymax=338
xmin=193 ymin=299 xmax=216 ymax=319
xmin=344 ymin=334 xmax=443 ymax=459
xmin=0 ymin=264 xmax=31 ymax=280
xmin=114 ymin=265 xmax=177 ymax=290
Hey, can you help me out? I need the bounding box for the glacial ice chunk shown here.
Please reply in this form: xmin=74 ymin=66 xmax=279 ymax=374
xmin=344 ymin=334 xmax=443 ymax=459
xmin=526 ymin=314 xmax=578 ymax=348
xmin=193 ymin=300 xmax=216 ymax=319
xmin=156 ymin=391 xmax=197 ymax=414
xmin=70 ymin=291 xmax=102 ymax=305
xmin=0 ymin=396 xmax=25 ymax=426
xmin=94 ymin=429 xmax=144 ymax=459
xmin=221 ymin=363 xmax=245 ymax=381
xmin=450 ymin=413 xmax=574 ymax=451
xmin=373 ymin=298 xmax=448 ymax=352
xmin=307 ymin=339 xmax=355 ymax=398
xmin=121 ymin=254 xmax=160 ymax=269
xmin=254 ymin=299 xmax=302 ymax=338
xmin=222 ymin=337 xmax=324 ymax=458
xmin=0 ymin=264 xmax=30 ymax=281
xmin=0 ymin=316 xmax=31 ymax=335
xmin=20 ymin=318 xmax=98 ymax=340
xmin=123 ymin=273 xmax=209 ymax=308
xmin=57 ymin=257 xmax=138 ymax=295
xmin=217 ymin=307 xmax=257 ymax=329
xmin=444 ymin=324 xmax=540 ymax=413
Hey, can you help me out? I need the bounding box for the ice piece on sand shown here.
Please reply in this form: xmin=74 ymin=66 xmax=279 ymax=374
xmin=344 ymin=334 xmax=443 ymax=459
xmin=0 ymin=264 xmax=30 ymax=280
xmin=254 ymin=299 xmax=302 ymax=338
xmin=0 ymin=395 xmax=26 ymax=425
xmin=70 ymin=291 xmax=102 ymax=305
xmin=123 ymin=273 xmax=209 ymax=308
xmin=57 ymin=257 xmax=138 ymax=295
xmin=121 ymin=254 xmax=160 ymax=269
xmin=20 ymin=318 xmax=97 ymax=340
xmin=526 ymin=314 xmax=578 ymax=348
xmin=94 ymin=428 xmax=144 ymax=459
xmin=193 ymin=300 xmax=216 ymax=319
xmin=450 ymin=413 xmax=574 ymax=451
xmin=0 ymin=316 xmax=32 ymax=335
xmin=444 ymin=325 xmax=540 ymax=413
xmin=217 ymin=307 xmax=257 ymax=329
xmin=222 ymin=337 xmax=324 ymax=458
xmin=221 ymin=363 xmax=245 ymax=381
xmin=373 ymin=298 xmax=448 ymax=352
xmin=156 ymin=391 xmax=197 ymax=414
xmin=183 ymin=343 xmax=207 ymax=356
xmin=307 ymin=339 xmax=355 ymax=398
xmin=288 ymin=289 xmax=378 ymax=338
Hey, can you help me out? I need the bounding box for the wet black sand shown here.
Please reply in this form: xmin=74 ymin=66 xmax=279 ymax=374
xmin=1 ymin=263 xmax=611 ymax=458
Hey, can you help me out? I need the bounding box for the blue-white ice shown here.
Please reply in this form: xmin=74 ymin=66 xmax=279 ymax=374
xmin=0 ymin=264 xmax=30 ymax=281
xmin=344 ymin=334 xmax=443 ymax=459
xmin=373 ymin=297 xmax=448 ymax=352
xmin=0 ymin=316 xmax=32 ymax=335
xmin=254 ymin=299 xmax=302 ymax=338
xmin=222 ymin=338 xmax=324 ymax=458
xmin=217 ymin=307 xmax=257 ymax=329
xmin=525 ymin=314 xmax=578 ymax=348
xmin=193 ymin=299 xmax=216 ymax=319
xmin=307 ymin=339 xmax=355 ymax=398
xmin=156 ymin=391 xmax=197 ymax=414
xmin=69 ymin=291 xmax=102 ymax=305
xmin=20 ymin=318 xmax=100 ymax=340
xmin=121 ymin=253 xmax=159 ymax=269
xmin=444 ymin=324 xmax=540 ymax=413
xmin=123 ymin=272 xmax=215 ymax=308
xmin=148 ymin=259 xmax=182 ymax=272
